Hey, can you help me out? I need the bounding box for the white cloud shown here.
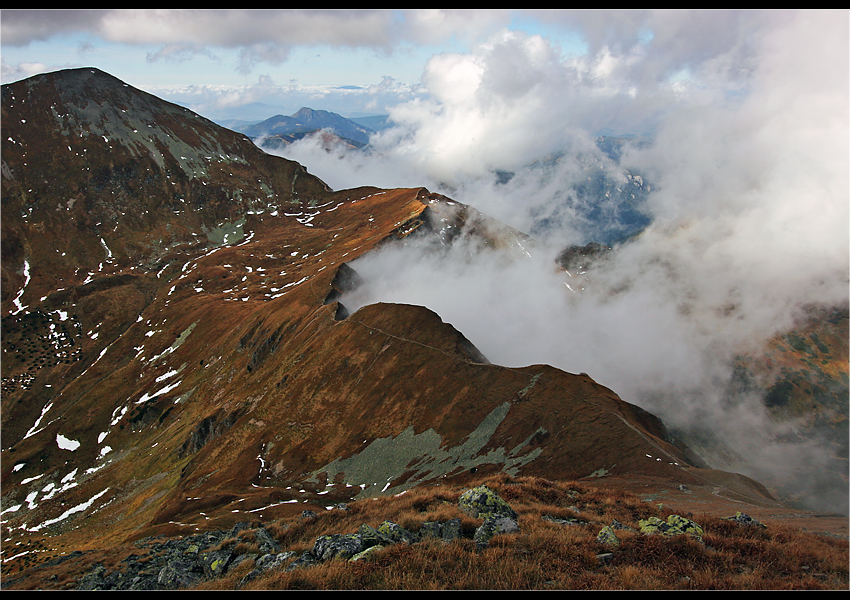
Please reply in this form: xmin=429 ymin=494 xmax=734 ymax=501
xmin=276 ymin=10 xmax=849 ymax=512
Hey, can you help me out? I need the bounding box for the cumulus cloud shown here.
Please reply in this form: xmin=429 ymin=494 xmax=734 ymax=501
xmin=0 ymin=9 xmax=109 ymax=46
xmin=0 ymin=58 xmax=51 ymax=82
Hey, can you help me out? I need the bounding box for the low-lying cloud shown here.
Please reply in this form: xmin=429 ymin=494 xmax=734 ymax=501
xmin=269 ymin=11 xmax=849 ymax=513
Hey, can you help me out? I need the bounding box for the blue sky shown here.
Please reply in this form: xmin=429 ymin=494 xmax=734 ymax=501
xmin=0 ymin=10 xmax=584 ymax=118
xmin=0 ymin=9 xmax=710 ymax=122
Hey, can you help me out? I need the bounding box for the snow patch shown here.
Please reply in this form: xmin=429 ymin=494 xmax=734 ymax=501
xmin=56 ymin=434 xmax=80 ymax=451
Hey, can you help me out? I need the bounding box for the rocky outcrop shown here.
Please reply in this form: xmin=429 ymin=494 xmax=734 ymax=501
xmin=69 ymin=486 xmax=521 ymax=590
xmin=75 ymin=524 xmax=267 ymax=591
xmin=46 ymin=483 xmax=780 ymax=591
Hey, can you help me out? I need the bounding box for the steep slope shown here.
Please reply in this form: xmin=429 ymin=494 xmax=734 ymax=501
xmin=1 ymin=68 xmax=784 ymax=576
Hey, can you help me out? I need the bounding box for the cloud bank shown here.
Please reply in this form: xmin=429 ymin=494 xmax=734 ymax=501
xmin=1 ymin=9 xmax=513 ymax=75
xmin=274 ymin=10 xmax=849 ymax=512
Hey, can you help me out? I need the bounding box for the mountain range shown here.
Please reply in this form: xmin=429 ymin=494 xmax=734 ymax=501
xmin=0 ymin=67 xmax=846 ymax=588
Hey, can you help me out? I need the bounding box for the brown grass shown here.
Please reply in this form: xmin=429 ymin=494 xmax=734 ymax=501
xmin=205 ymin=474 xmax=848 ymax=590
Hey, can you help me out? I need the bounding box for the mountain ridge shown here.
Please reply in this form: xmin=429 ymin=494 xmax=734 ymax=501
xmin=0 ymin=67 xmax=844 ymax=586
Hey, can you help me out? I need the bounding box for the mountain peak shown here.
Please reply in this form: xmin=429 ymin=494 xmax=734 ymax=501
xmin=241 ymin=106 xmax=374 ymax=146
xmin=293 ymin=106 xmax=323 ymax=117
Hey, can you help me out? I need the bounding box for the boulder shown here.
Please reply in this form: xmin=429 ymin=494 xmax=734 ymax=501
xmin=639 ymin=515 xmax=704 ymax=541
xmin=440 ymin=518 xmax=463 ymax=542
xmin=473 ymin=514 xmax=520 ymax=549
xmin=376 ymin=520 xmax=419 ymax=544
xmin=313 ymin=533 xmax=364 ymax=561
xmin=596 ymin=525 xmax=621 ymax=547
xmin=724 ymin=512 xmax=767 ymax=528
xmin=199 ymin=548 xmax=234 ymax=578
xmin=458 ymin=485 xmax=518 ymax=520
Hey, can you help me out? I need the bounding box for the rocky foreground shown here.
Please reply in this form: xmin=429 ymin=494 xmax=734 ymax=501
xmin=5 ymin=479 xmax=846 ymax=591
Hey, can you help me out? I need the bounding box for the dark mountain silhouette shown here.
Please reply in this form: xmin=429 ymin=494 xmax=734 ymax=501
xmin=0 ymin=68 xmax=845 ymax=587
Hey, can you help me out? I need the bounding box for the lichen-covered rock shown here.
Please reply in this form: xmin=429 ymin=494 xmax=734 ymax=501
xmin=199 ymin=548 xmax=233 ymax=578
xmin=238 ymin=551 xmax=298 ymax=587
xmin=253 ymin=527 xmax=283 ymax=554
xmin=596 ymin=525 xmax=620 ymax=547
xmin=419 ymin=521 xmax=442 ymax=539
xmin=639 ymin=515 xmax=704 ymax=541
xmin=349 ymin=545 xmax=385 ymax=562
xmin=357 ymin=523 xmax=396 ymax=548
xmin=285 ymin=550 xmax=319 ymax=572
xmin=473 ymin=514 xmax=520 ymax=549
xmin=458 ymin=485 xmax=518 ymax=520
xmin=610 ymin=519 xmax=633 ymax=531
xmin=313 ymin=533 xmax=364 ymax=561
xmin=377 ymin=520 xmax=419 ymax=544
xmin=724 ymin=511 xmax=767 ymax=528
xmin=157 ymin=556 xmax=205 ymax=589
xmin=440 ymin=518 xmax=463 ymax=542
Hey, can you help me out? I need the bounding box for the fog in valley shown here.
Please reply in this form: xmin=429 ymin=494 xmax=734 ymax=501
xmin=269 ymin=11 xmax=849 ymax=512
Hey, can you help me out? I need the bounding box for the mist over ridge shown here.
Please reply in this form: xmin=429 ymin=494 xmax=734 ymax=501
xmin=264 ymin=12 xmax=849 ymax=513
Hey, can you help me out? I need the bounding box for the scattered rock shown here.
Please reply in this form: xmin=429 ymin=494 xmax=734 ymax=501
xmin=357 ymin=523 xmax=395 ymax=548
xmin=724 ymin=511 xmax=767 ymax=528
xmin=639 ymin=515 xmax=704 ymax=542
xmin=285 ymin=550 xmax=319 ymax=572
xmin=440 ymin=518 xmax=463 ymax=542
xmin=543 ymin=514 xmax=587 ymax=527
xmin=473 ymin=514 xmax=520 ymax=550
xmin=376 ymin=520 xmax=419 ymax=545
xmin=458 ymin=485 xmax=518 ymax=521
xmin=349 ymin=545 xmax=385 ymax=562
xmin=69 ymin=487 xmax=521 ymax=589
xmin=596 ymin=525 xmax=621 ymax=547
xmin=313 ymin=533 xmax=364 ymax=561
xmin=238 ymin=551 xmax=297 ymax=587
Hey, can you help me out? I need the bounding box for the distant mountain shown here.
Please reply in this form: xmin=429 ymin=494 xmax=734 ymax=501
xmin=350 ymin=114 xmax=391 ymax=132
xmin=239 ymin=107 xmax=375 ymax=147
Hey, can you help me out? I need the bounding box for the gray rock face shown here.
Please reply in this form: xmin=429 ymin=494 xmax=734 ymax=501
xmin=473 ymin=514 xmax=521 ymax=550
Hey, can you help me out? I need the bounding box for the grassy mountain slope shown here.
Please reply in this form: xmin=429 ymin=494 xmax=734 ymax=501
xmin=0 ymin=68 xmax=845 ymax=589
